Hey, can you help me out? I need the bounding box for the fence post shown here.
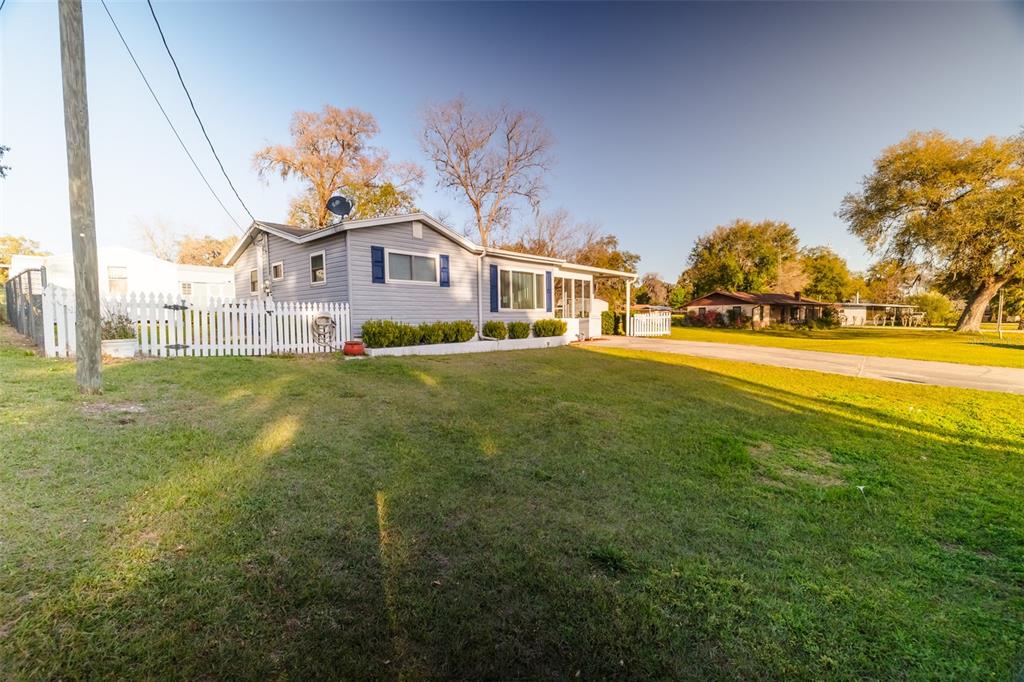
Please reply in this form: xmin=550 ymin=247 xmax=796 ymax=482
xmin=41 ymin=285 xmax=57 ymax=357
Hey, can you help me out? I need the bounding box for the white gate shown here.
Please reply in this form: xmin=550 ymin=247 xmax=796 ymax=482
xmin=630 ymin=311 xmax=671 ymax=337
xmin=40 ymin=285 xmax=350 ymax=358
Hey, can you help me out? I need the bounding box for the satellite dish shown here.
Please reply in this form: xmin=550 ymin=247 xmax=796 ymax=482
xmin=327 ymin=195 xmax=354 ymax=218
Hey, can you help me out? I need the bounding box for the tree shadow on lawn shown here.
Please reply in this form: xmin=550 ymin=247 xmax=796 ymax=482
xmin=3 ymin=348 xmax=1023 ymax=680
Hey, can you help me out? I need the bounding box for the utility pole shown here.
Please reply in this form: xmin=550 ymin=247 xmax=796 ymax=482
xmin=58 ymin=0 xmax=102 ymax=393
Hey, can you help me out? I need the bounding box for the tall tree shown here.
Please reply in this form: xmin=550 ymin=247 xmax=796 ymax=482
xmin=0 ymin=235 xmax=49 ymax=285
xmin=421 ymin=95 xmax=554 ymax=246
xmin=635 ymin=273 xmax=671 ymax=306
xmin=863 ymin=258 xmax=919 ymax=303
xmin=176 ymin=235 xmax=236 ymax=266
xmin=0 ymin=145 xmax=10 ymax=179
xmin=840 ymin=131 xmax=1024 ymax=332
xmin=685 ymin=219 xmax=799 ymax=296
xmin=254 ymin=105 xmax=423 ymax=228
xmin=800 ymin=246 xmax=852 ymax=302
xmin=136 ymin=217 xmax=179 ymax=261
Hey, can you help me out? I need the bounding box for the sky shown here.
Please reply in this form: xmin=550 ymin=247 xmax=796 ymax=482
xmin=1 ymin=1 xmax=1022 ymax=279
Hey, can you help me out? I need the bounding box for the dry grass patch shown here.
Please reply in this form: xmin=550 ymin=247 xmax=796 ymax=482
xmin=748 ymin=441 xmax=845 ymax=487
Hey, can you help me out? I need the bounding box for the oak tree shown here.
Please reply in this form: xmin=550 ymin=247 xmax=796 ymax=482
xmin=254 ymin=106 xmax=423 ymax=228
xmin=840 ymin=131 xmax=1024 ymax=332
xmin=686 ymin=219 xmax=799 ymax=296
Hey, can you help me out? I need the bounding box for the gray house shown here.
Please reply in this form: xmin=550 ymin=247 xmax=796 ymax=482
xmin=223 ymin=213 xmax=636 ymax=338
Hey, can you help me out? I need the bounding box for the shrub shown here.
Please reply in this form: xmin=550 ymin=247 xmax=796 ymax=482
xmin=532 ymin=319 xmax=567 ymax=337
xmin=601 ymin=310 xmax=616 ymax=335
xmin=483 ymin=320 xmax=507 ymax=340
xmin=908 ymin=291 xmax=955 ymax=326
xmin=418 ymin=322 xmax=446 ymax=345
xmin=361 ymin=319 xmax=419 ymax=347
xmin=441 ymin=320 xmax=477 ymax=343
xmin=100 ymin=312 xmax=136 ymax=340
xmin=507 ymin=321 xmax=530 ymax=339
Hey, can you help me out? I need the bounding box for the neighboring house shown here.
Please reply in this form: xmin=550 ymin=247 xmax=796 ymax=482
xmin=838 ymin=297 xmax=920 ymax=326
xmin=683 ymin=290 xmax=830 ymax=327
xmin=223 ymin=213 xmax=636 ymax=337
xmin=9 ymin=246 xmax=233 ymax=303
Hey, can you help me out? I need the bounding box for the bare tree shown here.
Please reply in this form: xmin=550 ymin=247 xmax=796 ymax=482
xmin=421 ymin=95 xmax=554 ymax=246
xmin=500 ymin=207 xmax=597 ymax=259
xmin=135 ymin=217 xmax=178 ymax=261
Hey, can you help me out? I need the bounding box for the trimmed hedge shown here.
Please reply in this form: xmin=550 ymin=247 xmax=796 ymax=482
xmin=483 ymin=320 xmax=508 ymax=340
xmin=361 ymin=319 xmax=477 ymax=348
xmin=532 ymin=319 xmax=567 ymax=337
xmin=507 ymin=321 xmax=530 ymax=339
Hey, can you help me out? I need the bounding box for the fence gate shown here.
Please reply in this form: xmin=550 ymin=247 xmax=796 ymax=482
xmin=629 ymin=311 xmax=671 ymax=337
xmin=5 ymin=269 xmax=46 ymax=347
xmin=36 ymin=285 xmax=351 ymax=358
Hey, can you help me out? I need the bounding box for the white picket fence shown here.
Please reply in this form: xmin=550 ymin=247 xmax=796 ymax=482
xmin=40 ymin=285 xmax=351 ymax=358
xmin=630 ymin=311 xmax=672 ymax=337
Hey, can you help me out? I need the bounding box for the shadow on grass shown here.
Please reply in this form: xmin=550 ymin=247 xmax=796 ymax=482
xmin=2 ymin=344 xmax=1022 ymax=679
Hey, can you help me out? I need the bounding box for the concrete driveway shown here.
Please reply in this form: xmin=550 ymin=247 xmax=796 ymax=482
xmin=584 ymin=336 xmax=1024 ymax=395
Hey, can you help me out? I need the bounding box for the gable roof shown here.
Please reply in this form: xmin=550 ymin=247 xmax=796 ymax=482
xmin=684 ymin=290 xmax=828 ymax=307
xmin=222 ymin=212 xmax=638 ymax=279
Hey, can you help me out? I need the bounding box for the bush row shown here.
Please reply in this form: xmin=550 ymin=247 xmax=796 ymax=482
xmin=601 ymin=310 xmax=627 ymax=335
xmin=483 ymin=319 xmax=567 ymax=339
xmin=362 ymin=318 xmax=570 ymax=348
xmin=361 ymin=319 xmax=476 ymax=348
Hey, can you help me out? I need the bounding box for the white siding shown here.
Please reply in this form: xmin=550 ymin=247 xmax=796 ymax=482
xmin=347 ymin=221 xmax=479 ymax=336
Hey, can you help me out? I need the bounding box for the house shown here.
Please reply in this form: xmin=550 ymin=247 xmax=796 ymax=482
xmin=222 ymin=212 xmax=637 ymax=338
xmin=683 ymin=290 xmax=830 ymax=327
xmin=9 ymin=246 xmax=234 ymax=304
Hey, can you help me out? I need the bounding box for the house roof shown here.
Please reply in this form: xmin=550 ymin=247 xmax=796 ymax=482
xmin=684 ymin=290 xmax=829 ymax=307
xmin=223 ymin=212 xmax=638 ymax=279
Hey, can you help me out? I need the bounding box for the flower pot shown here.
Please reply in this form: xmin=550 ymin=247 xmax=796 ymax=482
xmin=101 ymin=338 xmax=138 ymax=359
xmin=343 ymin=340 xmax=365 ymax=356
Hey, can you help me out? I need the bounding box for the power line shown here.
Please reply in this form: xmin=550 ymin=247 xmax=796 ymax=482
xmin=145 ymin=0 xmax=256 ymax=223
xmin=0 ymin=0 xmax=7 ymax=15
xmin=99 ymin=0 xmax=243 ymax=232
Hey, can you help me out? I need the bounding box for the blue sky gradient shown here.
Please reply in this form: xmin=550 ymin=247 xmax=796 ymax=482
xmin=2 ymin=1 xmax=1022 ymax=278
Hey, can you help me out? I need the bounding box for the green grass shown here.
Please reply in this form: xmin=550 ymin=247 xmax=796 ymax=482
xmin=669 ymin=325 xmax=1024 ymax=368
xmin=1 ymin=324 xmax=1022 ymax=679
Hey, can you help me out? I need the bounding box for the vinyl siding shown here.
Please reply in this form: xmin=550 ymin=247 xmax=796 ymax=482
xmin=232 ymin=242 xmax=259 ymax=299
xmin=232 ymin=231 xmax=348 ymax=304
xmin=264 ymin=232 xmax=348 ymax=303
xmin=348 ymin=221 xmax=479 ymax=336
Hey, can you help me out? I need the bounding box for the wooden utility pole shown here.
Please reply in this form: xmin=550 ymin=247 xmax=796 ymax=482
xmin=58 ymin=0 xmax=102 ymax=393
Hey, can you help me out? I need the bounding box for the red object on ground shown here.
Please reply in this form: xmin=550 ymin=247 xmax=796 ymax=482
xmin=343 ymin=340 xmax=365 ymax=356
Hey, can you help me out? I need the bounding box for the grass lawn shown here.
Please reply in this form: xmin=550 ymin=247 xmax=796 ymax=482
xmin=1 ymin=324 xmax=1022 ymax=679
xmin=669 ymin=325 xmax=1024 ymax=368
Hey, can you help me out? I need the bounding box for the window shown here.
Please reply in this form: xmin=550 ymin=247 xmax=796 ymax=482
xmin=249 ymin=269 xmax=258 ymax=294
xmin=386 ymin=250 xmax=436 ymax=283
xmin=499 ymin=268 xmax=545 ymax=310
xmin=698 ymin=307 xmax=706 ymax=315
xmin=180 ymin=282 xmax=193 ymax=296
xmin=107 ymin=266 xmax=128 ymax=294
xmin=310 ymin=251 xmax=326 ymax=284
xmin=732 ymin=306 xmax=742 ymax=315
xmin=271 ymin=262 xmax=284 ymax=280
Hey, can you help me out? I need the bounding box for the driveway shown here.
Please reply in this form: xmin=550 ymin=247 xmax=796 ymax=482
xmin=584 ymin=336 xmax=1024 ymax=395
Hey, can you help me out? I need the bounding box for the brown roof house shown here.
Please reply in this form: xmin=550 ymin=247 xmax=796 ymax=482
xmin=683 ymin=290 xmax=830 ymax=328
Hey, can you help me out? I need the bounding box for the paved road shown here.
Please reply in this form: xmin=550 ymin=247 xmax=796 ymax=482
xmin=584 ymin=336 xmax=1024 ymax=395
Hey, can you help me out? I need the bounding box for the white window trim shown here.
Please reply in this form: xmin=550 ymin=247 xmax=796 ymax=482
xmin=180 ymin=282 xmax=193 ymax=296
xmin=271 ymin=261 xmax=284 ymax=281
xmin=497 ymin=265 xmax=547 ymax=312
xmin=249 ymin=269 xmax=259 ymax=294
xmin=384 ymin=248 xmax=439 ymax=285
xmin=310 ymin=250 xmax=326 ymax=286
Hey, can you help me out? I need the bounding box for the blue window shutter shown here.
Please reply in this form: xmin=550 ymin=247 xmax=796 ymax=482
xmin=371 ymin=246 xmax=385 ymax=283
xmin=545 ymin=271 xmax=553 ymax=312
xmin=439 ymin=254 xmax=450 ymax=287
xmin=489 ymin=264 xmax=499 ymax=313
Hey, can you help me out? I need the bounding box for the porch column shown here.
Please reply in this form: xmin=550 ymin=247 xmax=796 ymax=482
xmin=625 ymin=279 xmax=632 ymax=336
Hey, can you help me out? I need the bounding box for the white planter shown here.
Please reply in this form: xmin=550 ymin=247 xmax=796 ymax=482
xmin=364 ymin=335 xmax=571 ymax=357
xmin=101 ymin=338 xmax=138 ymax=358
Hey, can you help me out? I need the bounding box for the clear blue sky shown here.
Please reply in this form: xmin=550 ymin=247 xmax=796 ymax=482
xmin=2 ymin=1 xmax=1022 ymax=279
